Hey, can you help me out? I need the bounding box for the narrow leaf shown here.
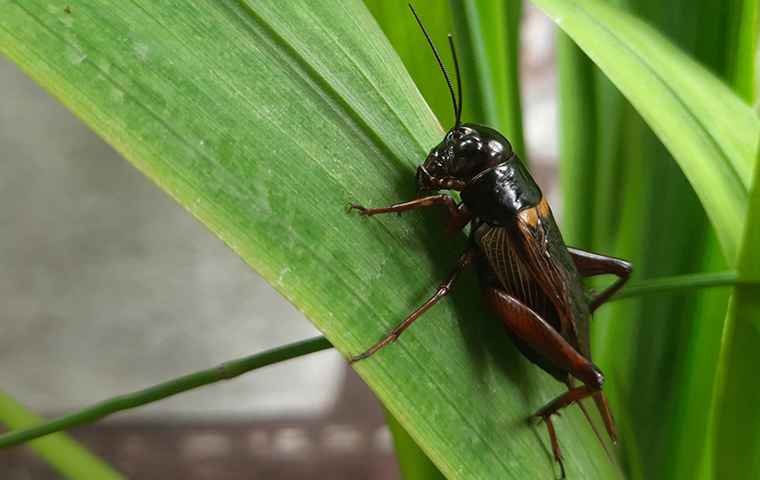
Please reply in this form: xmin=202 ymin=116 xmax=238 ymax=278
xmin=0 ymin=392 xmax=123 ymax=479
xmin=531 ymin=0 xmax=760 ymax=263
xmin=711 ymin=146 xmax=760 ymax=478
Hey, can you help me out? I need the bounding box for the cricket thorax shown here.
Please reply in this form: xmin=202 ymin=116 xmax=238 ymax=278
xmin=460 ymin=160 xmax=543 ymax=227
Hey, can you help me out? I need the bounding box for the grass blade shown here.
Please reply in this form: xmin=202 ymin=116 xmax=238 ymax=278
xmin=556 ymin=34 xmax=597 ymax=248
xmin=532 ymin=0 xmax=760 ymax=263
xmin=364 ymin=0 xmax=456 ymax=124
xmin=711 ymin=146 xmax=760 ymax=478
xmin=553 ymin=1 xmax=757 ymax=478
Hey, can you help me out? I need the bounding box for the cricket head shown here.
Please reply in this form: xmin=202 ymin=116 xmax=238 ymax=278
xmin=409 ymin=6 xmax=513 ymax=195
xmin=416 ymin=123 xmax=514 ymax=194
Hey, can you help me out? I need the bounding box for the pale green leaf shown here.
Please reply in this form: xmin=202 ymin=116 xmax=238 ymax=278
xmin=0 ymin=392 xmax=123 ymax=479
xmin=711 ymin=146 xmax=760 ymax=478
xmin=532 ymin=0 xmax=760 ymax=264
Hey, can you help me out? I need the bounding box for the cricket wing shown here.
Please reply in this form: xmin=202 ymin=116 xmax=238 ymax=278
xmin=513 ymin=198 xmax=589 ymax=354
xmin=478 ymin=224 xmax=564 ymax=337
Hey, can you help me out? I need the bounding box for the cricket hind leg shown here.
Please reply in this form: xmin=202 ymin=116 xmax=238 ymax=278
xmin=349 ymin=248 xmax=478 ymax=363
xmin=484 ymin=288 xmax=609 ymax=478
xmin=568 ymin=247 xmax=632 ymax=312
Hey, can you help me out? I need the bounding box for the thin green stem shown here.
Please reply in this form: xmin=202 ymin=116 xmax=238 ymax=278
xmin=0 ymin=271 xmax=746 ymax=449
xmin=0 ymin=336 xmax=332 ymax=449
xmin=611 ymin=271 xmax=740 ymax=301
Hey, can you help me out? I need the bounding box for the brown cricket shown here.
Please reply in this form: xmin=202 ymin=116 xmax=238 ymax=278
xmin=347 ymin=6 xmax=632 ymax=478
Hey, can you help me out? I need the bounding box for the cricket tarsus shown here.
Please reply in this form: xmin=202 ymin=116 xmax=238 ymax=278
xmin=542 ymin=413 xmax=566 ymax=479
xmin=574 ymin=395 xmax=616 ymax=462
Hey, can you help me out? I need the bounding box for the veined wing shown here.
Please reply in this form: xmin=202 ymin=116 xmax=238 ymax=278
xmin=513 ymin=197 xmax=589 ymax=354
xmin=478 ymin=224 xmax=565 ymax=338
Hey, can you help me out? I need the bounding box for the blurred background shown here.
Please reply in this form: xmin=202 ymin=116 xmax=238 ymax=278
xmin=1 ymin=4 xmax=559 ymax=479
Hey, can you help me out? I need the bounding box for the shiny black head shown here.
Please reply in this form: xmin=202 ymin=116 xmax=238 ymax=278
xmin=409 ymin=5 xmax=514 ymax=193
xmin=416 ymin=123 xmax=514 ymax=193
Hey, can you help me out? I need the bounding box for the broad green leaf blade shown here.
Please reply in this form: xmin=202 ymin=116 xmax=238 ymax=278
xmin=0 ymin=392 xmax=123 ymax=479
xmin=364 ymin=4 xmax=464 ymax=477
xmin=362 ymin=4 xmax=453 ymax=478
xmin=0 ymin=1 xmax=620 ymax=478
xmin=532 ymin=0 xmax=760 ymax=264
xmin=362 ymin=5 xmax=456 ymax=474
xmin=711 ymin=146 xmax=760 ymax=478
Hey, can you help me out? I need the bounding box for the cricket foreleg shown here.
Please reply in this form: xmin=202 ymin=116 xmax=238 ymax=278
xmin=348 ymin=194 xmax=472 ymax=233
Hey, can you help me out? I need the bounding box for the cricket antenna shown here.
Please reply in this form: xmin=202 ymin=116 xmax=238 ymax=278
xmin=408 ymin=4 xmax=460 ymax=127
xmin=447 ymin=34 xmax=463 ymax=127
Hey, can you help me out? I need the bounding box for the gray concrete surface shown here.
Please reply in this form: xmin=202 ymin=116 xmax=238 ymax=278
xmin=0 ymin=58 xmax=343 ymax=419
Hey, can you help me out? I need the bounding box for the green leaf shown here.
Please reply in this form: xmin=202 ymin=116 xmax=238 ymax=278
xmin=1 ymin=1 xmax=619 ymax=478
xmin=532 ymin=0 xmax=760 ymax=264
xmin=723 ymin=0 xmax=759 ymax=102
xmin=554 ymin=1 xmax=758 ymax=478
xmin=0 ymin=392 xmax=123 ymax=479
xmin=711 ymin=146 xmax=760 ymax=478
xmin=556 ymin=34 xmax=598 ymax=248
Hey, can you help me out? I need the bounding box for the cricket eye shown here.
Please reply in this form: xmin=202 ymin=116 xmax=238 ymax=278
xmin=454 ymin=137 xmax=478 ymax=155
